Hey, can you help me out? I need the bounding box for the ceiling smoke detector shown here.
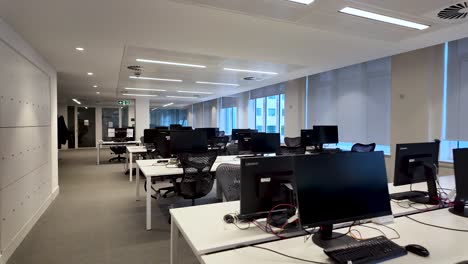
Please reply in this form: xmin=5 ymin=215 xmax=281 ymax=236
xmin=438 ymin=2 xmax=468 ymax=20
xmin=127 ymin=65 xmax=143 ymax=77
xmin=244 ymin=76 xmax=262 ymax=81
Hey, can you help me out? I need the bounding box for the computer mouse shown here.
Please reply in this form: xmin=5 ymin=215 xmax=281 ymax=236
xmin=405 ymin=244 xmax=430 ymax=257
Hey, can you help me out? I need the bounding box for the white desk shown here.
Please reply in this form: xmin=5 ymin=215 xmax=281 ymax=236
xmin=201 ymin=209 xmax=468 ymax=264
xmin=136 ymin=155 xmax=241 ymax=230
xmin=96 ymin=140 xmax=141 ymax=165
xmin=125 ymin=146 xmax=147 ymax=182
xmin=169 ymin=175 xmax=455 ymax=264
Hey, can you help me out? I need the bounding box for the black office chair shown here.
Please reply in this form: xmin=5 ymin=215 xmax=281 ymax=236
xmin=284 ymin=137 xmax=302 ymax=147
xmin=175 ymin=151 xmax=218 ymax=206
xmin=216 ymin=163 xmax=241 ymax=201
xmin=351 ymin=143 xmax=376 ymax=152
xmin=226 ymin=143 xmax=239 ymax=155
xmin=212 ymin=136 xmax=230 ymax=155
xmin=279 ymin=146 xmax=306 ymax=155
xmin=216 ymin=131 xmax=225 ymax=137
xmin=109 ymin=146 xmax=126 ymax=162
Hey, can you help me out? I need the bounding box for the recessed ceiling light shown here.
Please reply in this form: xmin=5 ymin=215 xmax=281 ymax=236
xmin=125 ymin=87 xmax=167 ymax=92
xmin=136 ymin=59 xmax=207 ymax=68
xmin=339 ymin=7 xmax=430 ymax=30
xmin=85 ymin=106 xmax=88 ymax=109
xmin=285 ymin=0 xmax=314 ymax=5
xmin=196 ymin=81 xmax=240 ymax=87
xmin=223 ymin=68 xmax=278 ymax=75
xmin=93 ymin=85 xmax=98 ymax=88
xmin=129 ymin=76 xmax=183 ymax=82
xmin=122 ymin=93 xmax=158 ymax=97
xmin=87 ymin=72 xmax=94 ymax=76
xmin=75 ymin=47 xmax=84 ymax=51
xmin=166 ymin=95 xmax=198 ymax=99
xmin=96 ymin=92 xmax=100 ymax=94
xmin=177 ymin=90 xmax=213 ymax=95
xmin=72 ymin=99 xmax=81 ymax=105
xmin=163 ymin=103 xmax=174 ymax=107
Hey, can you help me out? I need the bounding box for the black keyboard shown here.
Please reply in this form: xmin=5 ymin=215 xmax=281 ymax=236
xmin=324 ymin=236 xmax=407 ymax=264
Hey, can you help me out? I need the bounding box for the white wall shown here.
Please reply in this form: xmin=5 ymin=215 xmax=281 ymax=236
xmin=135 ymin=98 xmax=150 ymax=140
xmin=0 ymin=19 xmax=58 ymax=264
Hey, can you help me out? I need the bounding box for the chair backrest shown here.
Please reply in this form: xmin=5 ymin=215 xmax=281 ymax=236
xmin=110 ymin=146 xmax=126 ymax=154
xmin=284 ymin=137 xmax=301 ymax=147
xmin=226 ymin=143 xmax=239 ymax=155
xmin=216 ymin=131 xmax=225 ymax=137
xmin=279 ymin=146 xmax=306 ymax=155
xmin=177 ymin=151 xmax=218 ymax=199
xmin=216 ymin=163 xmax=241 ymax=201
xmin=351 ymin=143 xmax=376 ymax=152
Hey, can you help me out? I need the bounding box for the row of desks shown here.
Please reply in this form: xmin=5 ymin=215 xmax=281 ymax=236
xmin=169 ymin=176 xmax=457 ymax=264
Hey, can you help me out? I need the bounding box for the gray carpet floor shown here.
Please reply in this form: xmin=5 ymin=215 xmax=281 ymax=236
xmin=7 ymin=148 xmax=202 ymax=264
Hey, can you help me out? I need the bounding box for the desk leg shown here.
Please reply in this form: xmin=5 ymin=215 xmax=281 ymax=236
xmin=146 ymin=178 xmax=152 ymax=230
xmin=97 ymin=144 xmax=100 ymax=165
xmin=125 ymin=151 xmax=129 ymax=172
xmin=136 ymin=163 xmax=140 ymax=201
xmin=170 ymin=219 xmax=180 ymax=264
xmin=129 ymin=153 xmax=133 ymax=182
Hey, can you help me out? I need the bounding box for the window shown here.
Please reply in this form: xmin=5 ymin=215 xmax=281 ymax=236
xmin=150 ymin=109 xmax=187 ymax=128
xmin=440 ymin=39 xmax=468 ymax=161
xmin=253 ymin=94 xmax=285 ymax=140
xmin=267 ymin=109 xmax=276 ymax=116
xmin=220 ymin=107 xmax=237 ymax=135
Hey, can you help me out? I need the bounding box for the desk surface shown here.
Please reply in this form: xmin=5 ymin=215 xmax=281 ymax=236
xmin=136 ymin=155 xmax=241 ymax=178
xmin=126 ymin=146 xmax=147 ymax=153
xmin=170 ymin=176 xmax=455 ymax=256
xmin=98 ymin=140 xmax=141 ymax=145
xmin=201 ymin=208 xmax=468 ymax=264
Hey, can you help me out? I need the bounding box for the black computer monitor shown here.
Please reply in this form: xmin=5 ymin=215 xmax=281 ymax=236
xmin=155 ymin=126 xmax=169 ymax=130
xmin=232 ymin=129 xmax=253 ymax=140
xmin=312 ymin=125 xmax=339 ymax=147
xmin=239 ymin=156 xmax=295 ymax=221
xmin=251 ymin=133 xmax=280 ymax=154
xmin=170 ymin=124 xmax=183 ymax=130
xmin=391 ymin=142 xmax=440 ymax=205
xmin=238 ymin=132 xmax=256 ymax=152
xmin=450 ymin=148 xmax=468 ymax=217
xmin=154 ymin=130 xmax=171 ymax=158
xmin=170 ymin=130 xmax=208 ymax=154
xmin=180 ymin=126 xmax=193 ymax=131
xmin=144 ymin=129 xmax=166 ymax=144
xmin=195 ymin=128 xmax=217 ymax=140
xmin=114 ymin=127 xmax=135 ymax=141
xmin=300 ymin=129 xmax=315 ymax=147
xmin=294 ymin=151 xmax=392 ymax=247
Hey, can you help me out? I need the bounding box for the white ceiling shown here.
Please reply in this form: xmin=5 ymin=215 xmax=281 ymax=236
xmin=1 ymin=0 xmax=468 ymax=108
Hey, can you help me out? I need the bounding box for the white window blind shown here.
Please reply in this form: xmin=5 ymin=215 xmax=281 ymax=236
xmin=307 ymin=57 xmax=391 ymax=145
xmin=445 ymin=37 xmax=468 ymax=141
xmin=250 ymin=83 xmax=286 ymax=99
xmin=192 ymin=103 xmax=203 ymax=128
xmin=221 ymin=97 xmax=238 ymax=109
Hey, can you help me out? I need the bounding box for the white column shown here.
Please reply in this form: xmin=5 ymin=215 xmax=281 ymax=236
xmin=135 ymin=98 xmax=150 ymax=140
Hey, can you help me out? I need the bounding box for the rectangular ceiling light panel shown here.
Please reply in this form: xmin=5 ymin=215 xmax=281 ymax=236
xmin=339 ymin=7 xmax=429 ymax=30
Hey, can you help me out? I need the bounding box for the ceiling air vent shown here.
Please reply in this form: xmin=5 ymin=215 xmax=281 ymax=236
xmin=438 ymin=2 xmax=468 ymax=19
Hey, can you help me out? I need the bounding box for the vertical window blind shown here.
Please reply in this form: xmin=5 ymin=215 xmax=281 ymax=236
xmin=307 ymin=57 xmax=391 ymax=146
xmin=445 ymin=37 xmax=468 ymax=141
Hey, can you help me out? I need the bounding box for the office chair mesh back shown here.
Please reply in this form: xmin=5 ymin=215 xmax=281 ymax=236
xmin=212 ymin=136 xmax=229 ymax=155
xmin=284 ymin=137 xmax=301 ymax=147
xmin=226 ymin=143 xmax=239 ymax=155
xmin=216 ymin=163 xmax=241 ymax=201
xmin=351 ymin=143 xmax=376 ymax=152
xmin=176 ymin=151 xmax=218 ymax=202
xmin=279 ymin=146 xmax=306 ymax=155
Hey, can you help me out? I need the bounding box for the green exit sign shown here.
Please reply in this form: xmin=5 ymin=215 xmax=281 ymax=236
xmin=118 ymin=100 xmax=130 ymax=105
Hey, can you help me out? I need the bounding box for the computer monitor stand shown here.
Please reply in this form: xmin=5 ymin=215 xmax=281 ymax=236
xmin=390 ymin=163 xmax=439 ymax=205
xmin=312 ymin=224 xmax=356 ymax=249
xmin=449 ymin=200 xmax=468 ymax=218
